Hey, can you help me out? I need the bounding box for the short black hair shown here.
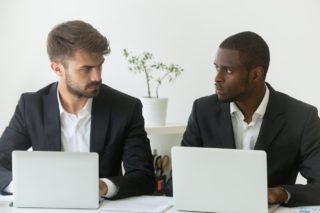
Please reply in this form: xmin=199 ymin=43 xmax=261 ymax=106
xmin=219 ymin=31 xmax=270 ymax=77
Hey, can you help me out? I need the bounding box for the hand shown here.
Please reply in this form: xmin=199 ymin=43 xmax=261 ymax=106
xmin=268 ymin=187 xmax=288 ymax=204
xmin=99 ymin=180 xmax=108 ymax=197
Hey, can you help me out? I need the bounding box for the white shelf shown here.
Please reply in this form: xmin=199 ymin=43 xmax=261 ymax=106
xmin=145 ymin=123 xmax=186 ymax=135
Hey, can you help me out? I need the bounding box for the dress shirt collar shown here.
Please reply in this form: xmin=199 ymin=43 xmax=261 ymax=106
xmin=57 ymin=88 xmax=92 ymax=116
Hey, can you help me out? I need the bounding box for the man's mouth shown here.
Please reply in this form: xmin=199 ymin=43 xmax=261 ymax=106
xmin=87 ymin=82 xmax=101 ymax=90
xmin=215 ymin=84 xmax=224 ymax=94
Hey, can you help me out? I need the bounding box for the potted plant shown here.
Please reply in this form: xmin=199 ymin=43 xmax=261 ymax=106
xmin=123 ymin=49 xmax=184 ymax=126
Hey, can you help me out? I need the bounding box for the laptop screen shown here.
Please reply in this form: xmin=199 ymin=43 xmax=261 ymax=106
xmin=171 ymin=146 xmax=268 ymax=213
xmin=12 ymin=151 xmax=99 ymax=209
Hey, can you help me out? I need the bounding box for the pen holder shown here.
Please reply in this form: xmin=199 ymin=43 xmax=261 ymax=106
xmin=154 ymin=175 xmax=166 ymax=195
xmin=152 ymin=151 xmax=170 ymax=195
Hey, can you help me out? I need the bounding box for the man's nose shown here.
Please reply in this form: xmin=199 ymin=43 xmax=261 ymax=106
xmin=91 ymin=68 xmax=102 ymax=82
xmin=214 ymin=70 xmax=224 ymax=82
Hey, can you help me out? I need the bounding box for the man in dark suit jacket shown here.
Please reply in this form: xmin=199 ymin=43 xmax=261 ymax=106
xmin=0 ymin=20 xmax=155 ymax=199
xmin=182 ymin=31 xmax=320 ymax=207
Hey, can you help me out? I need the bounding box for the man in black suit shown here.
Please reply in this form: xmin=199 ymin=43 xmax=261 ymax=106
xmin=182 ymin=31 xmax=320 ymax=207
xmin=0 ymin=20 xmax=155 ymax=199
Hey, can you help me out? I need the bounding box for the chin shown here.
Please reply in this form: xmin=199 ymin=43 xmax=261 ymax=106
xmin=219 ymin=99 xmax=232 ymax=103
xmin=217 ymin=95 xmax=233 ymax=103
xmin=84 ymin=90 xmax=100 ymax=98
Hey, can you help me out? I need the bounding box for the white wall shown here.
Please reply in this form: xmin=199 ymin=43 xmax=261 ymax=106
xmin=0 ymin=0 xmax=320 ymax=133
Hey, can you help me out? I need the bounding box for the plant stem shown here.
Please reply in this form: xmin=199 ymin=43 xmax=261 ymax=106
xmin=155 ymin=72 xmax=170 ymax=98
xmin=155 ymin=84 xmax=159 ymax=99
xmin=143 ymin=65 xmax=151 ymax=98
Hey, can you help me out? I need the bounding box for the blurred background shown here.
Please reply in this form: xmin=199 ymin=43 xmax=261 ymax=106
xmin=0 ymin=0 xmax=319 ymax=132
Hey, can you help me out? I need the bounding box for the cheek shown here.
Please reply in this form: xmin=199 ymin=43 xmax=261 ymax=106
xmin=225 ymin=75 xmax=241 ymax=87
xmin=225 ymin=75 xmax=248 ymax=92
xmin=68 ymin=70 xmax=83 ymax=82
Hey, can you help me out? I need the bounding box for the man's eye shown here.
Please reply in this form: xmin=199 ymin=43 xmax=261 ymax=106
xmin=226 ymin=68 xmax=232 ymax=74
xmin=82 ymin=67 xmax=91 ymax=72
xmin=215 ymin=66 xmax=232 ymax=74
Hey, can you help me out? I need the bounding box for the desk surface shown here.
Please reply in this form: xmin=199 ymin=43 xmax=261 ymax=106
xmin=1 ymin=204 xmax=319 ymax=213
xmin=0 ymin=203 xmax=97 ymax=213
xmin=1 ymin=196 xmax=320 ymax=213
xmin=167 ymin=206 xmax=320 ymax=213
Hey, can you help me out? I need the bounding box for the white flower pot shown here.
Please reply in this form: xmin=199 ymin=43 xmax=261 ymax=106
xmin=140 ymin=97 xmax=168 ymax=127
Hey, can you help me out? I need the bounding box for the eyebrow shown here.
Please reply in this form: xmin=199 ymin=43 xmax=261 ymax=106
xmin=213 ymin=62 xmax=221 ymax=67
xmin=80 ymin=58 xmax=105 ymax=69
xmin=214 ymin=63 xmax=231 ymax=68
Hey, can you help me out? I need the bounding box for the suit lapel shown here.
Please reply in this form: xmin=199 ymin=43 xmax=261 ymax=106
xmin=43 ymin=83 xmax=61 ymax=151
xmin=254 ymin=84 xmax=286 ymax=151
xmin=216 ymin=102 xmax=236 ymax=149
xmin=90 ymin=88 xmax=110 ymax=154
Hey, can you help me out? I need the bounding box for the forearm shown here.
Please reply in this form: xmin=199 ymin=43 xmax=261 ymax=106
xmin=286 ymin=108 xmax=320 ymax=206
xmin=108 ymin=170 xmax=155 ymax=200
xmin=281 ymin=184 xmax=320 ymax=207
xmin=0 ymin=166 xmax=12 ymax=193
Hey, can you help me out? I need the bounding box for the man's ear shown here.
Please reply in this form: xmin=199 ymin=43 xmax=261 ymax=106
xmin=51 ymin=61 xmax=64 ymax=77
xmin=252 ymin=66 xmax=265 ymax=81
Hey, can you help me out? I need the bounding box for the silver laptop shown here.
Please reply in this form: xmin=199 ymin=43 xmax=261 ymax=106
xmin=171 ymin=146 xmax=269 ymax=213
xmin=12 ymin=151 xmax=99 ymax=209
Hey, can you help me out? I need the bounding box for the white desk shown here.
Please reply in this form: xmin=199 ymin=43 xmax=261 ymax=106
xmin=1 ymin=204 xmax=320 ymax=213
xmin=1 ymin=198 xmax=320 ymax=213
xmin=166 ymin=206 xmax=320 ymax=213
xmin=0 ymin=202 xmax=98 ymax=213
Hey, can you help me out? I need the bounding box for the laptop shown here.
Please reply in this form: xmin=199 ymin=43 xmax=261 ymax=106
xmin=171 ymin=146 xmax=270 ymax=213
xmin=12 ymin=151 xmax=99 ymax=209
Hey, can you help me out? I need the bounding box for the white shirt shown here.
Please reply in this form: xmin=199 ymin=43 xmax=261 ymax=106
xmin=59 ymin=97 xmax=92 ymax=152
xmin=57 ymin=91 xmax=117 ymax=198
xmin=230 ymin=86 xmax=291 ymax=203
xmin=230 ymin=86 xmax=269 ymax=150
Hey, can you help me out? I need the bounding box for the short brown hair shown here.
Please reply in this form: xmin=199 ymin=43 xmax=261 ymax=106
xmin=47 ymin=20 xmax=110 ymax=63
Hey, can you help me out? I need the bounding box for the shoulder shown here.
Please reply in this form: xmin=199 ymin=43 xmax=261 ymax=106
xmin=267 ymin=85 xmax=319 ymax=123
xmin=196 ymin=94 xmax=220 ymax=104
xmin=272 ymin=89 xmax=317 ymax=112
xmin=99 ymin=84 xmax=139 ymax=102
xmin=97 ymin=84 xmax=141 ymax=110
xmin=19 ymin=83 xmax=57 ymax=102
xmin=193 ymin=94 xmax=226 ymax=110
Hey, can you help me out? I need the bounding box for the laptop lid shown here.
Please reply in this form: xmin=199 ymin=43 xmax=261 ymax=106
xmin=12 ymin=151 xmax=99 ymax=209
xmin=171 ymin=146 xmax=268 ymax=213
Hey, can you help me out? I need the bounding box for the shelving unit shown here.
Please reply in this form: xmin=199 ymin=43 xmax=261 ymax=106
xmin=145 ymin=124 xmax=186 ymax=153
xmin=146 ymin=123 xmax=186 ymax=179
xmin=145 ymin=123 xmax=186 ymax=135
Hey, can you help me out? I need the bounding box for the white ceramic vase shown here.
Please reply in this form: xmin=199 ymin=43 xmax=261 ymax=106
xmin=140 ymin=97 xmax=168 ymax=127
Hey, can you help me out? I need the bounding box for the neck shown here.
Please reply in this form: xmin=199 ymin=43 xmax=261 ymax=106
xmin=58 ymin=83 xmax=88 ymax=115
xmin=235 ymin=84 xmax=266 ymax=123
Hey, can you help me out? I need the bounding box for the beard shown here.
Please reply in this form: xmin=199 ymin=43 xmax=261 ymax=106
xmin=217 ymin=86 xmax=251 ymax=103
xmin=66 ymin=81 xmax=101 ymax=98
xmin=216 ymin=71 xmax=251 ymax=103
xmin=65 ymin=72 xmax=101 ymax=98
xmin=218 ymin=93 xmax=242 ymax=103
